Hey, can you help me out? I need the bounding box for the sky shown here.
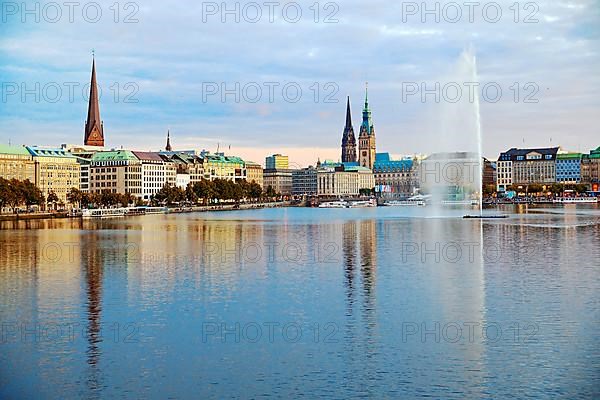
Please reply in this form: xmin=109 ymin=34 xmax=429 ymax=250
xmin=1 ymin=0 xmax=599 ymax=166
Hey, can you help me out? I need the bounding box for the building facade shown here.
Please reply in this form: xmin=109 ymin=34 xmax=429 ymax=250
xmin=263 ymin=169 xmax=293 ymax=195
xmin=26 ymin=147 xmax=81 ymax=204
xmin=482 ymin=158 xmax=497 ymax=187
xmin=90 ymin=150 xmax=142 ymax=197
xmin=265 ymin=154 xmax=289 ymax=170
xmin=292 ymin=166 xmax=318 ymax=196
xmin=581 ymin=146 xmax=600 ymax=192
xmin=317 ymin=164 xmax=374 ymax=197
xmin=341 ymin=97 xmax=357 ymax=163
xmin=132 ymin=152 xmax=172 ymax=201
xmin=358 ymin=86 xmax=376 ymax=170
xmin=245 ymin=161 xmax=264 ymax=187
xmin=497 ymin=147 xmax=559 ymax=191
xmin=556 ymin=153 xmax=582 ymax=184
xmin=420 ymin=152 xmax=480 ymax=201
xmin=373 ymin=153 xmax=416 ymax=197
xmin=202 ymin=152 xmax=246 ymax=182
xmin=0 ymin=144 xmax=35 ymax=182
xmin=163 ymin=152 xmax=205 ymax=186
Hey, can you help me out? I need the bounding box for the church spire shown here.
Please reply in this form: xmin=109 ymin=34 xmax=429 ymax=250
xmin=361 ymin=82 xmax=373 ymax=136
xmin=84 ymin=54 xmax=105 ymax=146
xmin=345 ymin=96 xmax=352 ymax=128
xmin=341 ymin=96 xmax=357 ymax=163
xmin=165 ymin=130 xmax=172 ymax=151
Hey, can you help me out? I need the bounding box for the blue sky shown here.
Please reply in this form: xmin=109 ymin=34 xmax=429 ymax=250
xmin=1 ymin=0 xmax=599 ymax=166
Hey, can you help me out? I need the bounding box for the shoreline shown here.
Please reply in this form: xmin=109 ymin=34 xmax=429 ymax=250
xmin=0 ymin=202 xmax=292 ymax=222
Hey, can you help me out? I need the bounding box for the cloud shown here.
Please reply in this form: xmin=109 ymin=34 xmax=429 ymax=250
xmin=1 ymin=0 xmax=599 ymax=163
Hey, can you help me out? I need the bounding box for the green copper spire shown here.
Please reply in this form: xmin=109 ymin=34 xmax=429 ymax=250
xmin=361 ymin=82 xmax=373 ymax=135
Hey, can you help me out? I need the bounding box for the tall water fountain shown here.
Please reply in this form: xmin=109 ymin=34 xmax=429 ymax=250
xmin=419 ymin=48 xmax=483 ymax=216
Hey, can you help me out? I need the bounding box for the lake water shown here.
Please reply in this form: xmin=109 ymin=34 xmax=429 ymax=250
xmin=1 ymin=205 xmax=599 ymax=399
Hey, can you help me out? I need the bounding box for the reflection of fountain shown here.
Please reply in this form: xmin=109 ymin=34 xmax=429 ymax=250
xmin=419 ymin=48 xmax=483 ymax=216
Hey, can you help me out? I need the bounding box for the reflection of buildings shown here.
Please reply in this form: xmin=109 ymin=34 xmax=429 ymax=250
xmin=81 ymin=233 xmax=104 ymax=395
xmin=341 ymin=220 xmax=377 ymax=315
xmin=341 ymin=219 xmax=378 ymax=395
xmin=342 ymin=222 xmax=357 ymax=311
xmin=359 ymin=220 xmax=377 ymax=308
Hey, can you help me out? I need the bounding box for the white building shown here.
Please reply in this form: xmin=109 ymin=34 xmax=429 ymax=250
xmin=133 ymin=151 xmax=171 ymax=201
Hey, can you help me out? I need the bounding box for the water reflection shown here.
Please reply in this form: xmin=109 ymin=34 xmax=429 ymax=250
xmin=82 ymin=234 xmax=103 ymax=396
xmin=0 ymin=206 xmax=599 ymax=399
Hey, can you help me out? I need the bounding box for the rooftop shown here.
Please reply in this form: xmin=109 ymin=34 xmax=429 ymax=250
xmin=26 ymin=146 xmax=77 ymax=158
xmin=132 ymin=151 xmax=164 ymax=162
xmin=91 ymin=150 xmax=138 ymax=162
xmin=0 ymin=144 xmax=31 ymax=156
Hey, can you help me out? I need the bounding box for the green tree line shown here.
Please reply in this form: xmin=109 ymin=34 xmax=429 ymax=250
xmin=152 ymin=179 xmax=272 ymax=205
xmin=0 ymin=178 xmax=45 ymax=211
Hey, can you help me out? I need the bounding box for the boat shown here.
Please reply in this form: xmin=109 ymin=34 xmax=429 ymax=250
xmin=442 ymin=199 xmax=479 ymax=206
xmin=552 ymin=197 xmax=598 ymax=204
xmin=318 ymin=201 xmax=348 ymax=208
xmin=463 ymin=215 xmax=509 ymax=219
xmin=82 ymin=208 xmax=128 ymax=218
xmin=82 ymin=206 xmax=168 ymax=219
xmin=348 ymin=199 xmax=377 ymax=208
xmin=384 ymin=199 xmax=425 ymax=207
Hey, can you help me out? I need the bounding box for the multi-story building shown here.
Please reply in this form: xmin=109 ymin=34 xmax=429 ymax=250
xmin=581 ymin=146 xmax=600 ymax=192
xmin=317 ymin=164 xmax=374 ymax=197
xmin=202 ymin=152 xmax=246 ymax=182
xmin=245 ymin=161 xmax=263 ymax=187
xmin=90 ymin=150 xmax=142 ymax=197
xmin=373 ymin=153 xmax=416 ymax=197
xmin=358 ymin=85 xmax=376 ymax=170
xmin=420 ymin=152 xmax=480 ymax=201
xmin=162 ymin=152 xmax=205 ymax=187
xmin=162 ymin=155 xmax=177 ymax=187
xmin=26 ymin=147 xmax=80 ymax=205
xmin=0 ymin=144 xmax=35 ymax=182
xmin=292 ymin=166 xmax=318 ymax=196
xmin=556 ymin=153 xmax=582 ymax=184
xmin=263 ymin=169 xmax=293 ymax=195
xmin=61 ymin=145 xmax=104 ymax=192
xmin=265 ymin=154 xmax=289 ymax=170
xmin=497 ymin=147 xmax=559 ymax=191
xmin=132 ymin=151 xmax=171 ymax=201
xmin=482 ymin=157 xmax=497 ymax=187
xmin=496 ymin=157 xmax=513 ymax=192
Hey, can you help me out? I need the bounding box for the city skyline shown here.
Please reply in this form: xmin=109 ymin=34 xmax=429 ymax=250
xmin=2 ymin=1 xmax=599 ymax=166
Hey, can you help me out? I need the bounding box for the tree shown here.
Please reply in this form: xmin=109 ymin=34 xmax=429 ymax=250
xmin=526 ymin=184 xmax=544 ymax=195
xmin=67 ymin=188 xmax=83 ymax=207
xmin=193 ymin=179 xmax=216 ymax=204
xmin=483 ymin=184 xmax=496 ymax=196
xmin=153 ymin=184 xmax=185 ymax=205
xmin=185 ymin=183 xmax=198 ymax=204
xmin=47 ymin=191 xmax=59 ymax=210
xmin=264 ymin=185 xmax=276 ymax=199
xmin=549 ymin=183 xmax=564 ymax=195
xmin=575 ymin=184 xmax=588 ymax=194
xmin=0 ymin=178 xmax=13 ymax=211
xmin=248 ymin=181 xmax=262 ymax=200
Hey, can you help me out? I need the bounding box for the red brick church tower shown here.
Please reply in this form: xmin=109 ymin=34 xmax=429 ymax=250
xmin=84 ymin=56 xmax=105 ymax=147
